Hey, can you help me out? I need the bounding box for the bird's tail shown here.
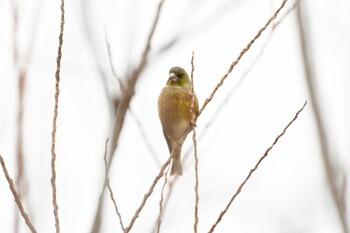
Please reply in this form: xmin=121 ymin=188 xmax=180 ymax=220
xmin=170 ymin=150 xmax=183 ymax=176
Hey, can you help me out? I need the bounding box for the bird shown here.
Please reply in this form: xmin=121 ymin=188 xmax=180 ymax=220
xmin=158 ymin=66 xmax=199 ymax=176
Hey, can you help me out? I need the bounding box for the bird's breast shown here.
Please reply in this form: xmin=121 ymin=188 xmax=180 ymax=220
xmin=158 ymin=86 xmax=193 ymax=140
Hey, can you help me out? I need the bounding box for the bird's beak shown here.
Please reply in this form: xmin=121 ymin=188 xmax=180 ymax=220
xmin=169 ymin=73 xmax=177 ymax=82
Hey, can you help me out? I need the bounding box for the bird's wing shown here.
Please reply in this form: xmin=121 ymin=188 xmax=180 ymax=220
xmin=163 ymin=130 xmax=172 ymax=153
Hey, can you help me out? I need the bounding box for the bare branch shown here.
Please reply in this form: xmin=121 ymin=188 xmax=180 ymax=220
xmin=208 ymin=101 xmax=307 ymax=233
xmin=190 ymin=52 xmax=199 ymax=233
xmin=50 ymin=0 xmax=65 ymax=232
xmin=103 ymin=139 xmax=125 ymax=231
xmin=0 ymin=155 xmax=37 ymax=233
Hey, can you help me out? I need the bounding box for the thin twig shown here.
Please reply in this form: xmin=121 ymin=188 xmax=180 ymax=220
xmin=197 ymin=0 xmax=288 ymax=118
xmin=155 ymin=167 xmax=170 ymax=233
xmin=0 ymin=155 xmax=37 ymax=233
xmin=104 ymin=27 xmax=124 ymax=92
xmin=190 ymin=52 xmax=199 ymax=233
xmin=128 ymin=107 xmax=161 ymax=166
xmin=296 ymin=2 xmax=349 ymax=233
xmin=208 ymin=101 xmax=307 ymax=233
xmin=273 ymin=2 xmax=296 ymax=29
xmin=50 ymin=0 xmax=65 ymax=232
xmin=103 ymin=139 xmax=125 ymax=231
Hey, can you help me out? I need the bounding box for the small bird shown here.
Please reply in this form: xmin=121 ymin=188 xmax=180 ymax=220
xmin=158 ymin=66 xmax=199 ymax=176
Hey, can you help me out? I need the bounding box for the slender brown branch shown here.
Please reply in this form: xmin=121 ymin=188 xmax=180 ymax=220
xmin=0 ymin=155 xmax=37 ymax=233
xmin=50 ymin=0 xmax=65 ymax=232
xmin=208 ymin=101 xmax=307 ymax=233
xmin=296 ymin=2 xmax=348 ymax=233
xmin=155 ymin=167 xmax=170 ymax=233
xmin=190 ymin=52 xmax=199 ymax=233
xmin=197 ymin=0 xmax=288 ymax=118
xmin=103 ymin=139 xmax=125 ymax=231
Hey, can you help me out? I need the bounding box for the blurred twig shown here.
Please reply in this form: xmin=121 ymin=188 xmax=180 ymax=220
xmin=296 ymin=2 xmax=349 ymax=232
xmin=81 ymin=2 xmax=112 ymax=109
xmin=128 ymin=107 xmax=162 ymax=166
xmin=208 ymin=101 xmax=307 ymax=233
xmin=12 ymin=1 xmax=43 ymax=231
xmin=110 ymin=0 xmax=165 ymax=155
xmin=11 ymin=3 xmax=24 ymax=232
xmin=91 ymin=1 xmax=165 ymax=232
xmin=50 ymin=0 xmax=65 ymax=232
xmin=105 ymin=28 xmax=161 ymax=166
xmin=0 ymin=155 xmax=37 ymax=233
xmin=103 ymin=139 xmax=125 ymax=231
xmin=190 ymin=52 xmax=199 ymax=233
xmin=153 ymin=0 xmax=243 ymax=58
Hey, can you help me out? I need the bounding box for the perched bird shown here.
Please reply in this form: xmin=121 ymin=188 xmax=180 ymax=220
xmin=158 ymin=66 xmax=199 ymax=176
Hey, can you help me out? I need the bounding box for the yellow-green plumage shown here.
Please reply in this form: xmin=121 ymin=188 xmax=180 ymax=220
xmin=158 ymin=67 xmax=199 ymax=176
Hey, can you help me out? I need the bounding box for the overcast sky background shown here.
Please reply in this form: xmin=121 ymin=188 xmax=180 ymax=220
xmin=0 ymin=0 xmax=349 ymax=232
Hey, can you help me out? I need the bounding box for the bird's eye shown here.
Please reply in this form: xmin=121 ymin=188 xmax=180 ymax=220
xmin=177 ymin=74 xmax=183 ymax=78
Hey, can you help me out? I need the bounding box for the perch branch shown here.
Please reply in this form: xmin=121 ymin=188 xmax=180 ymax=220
xmin=190 ymin=52 xmax=199 ymax=233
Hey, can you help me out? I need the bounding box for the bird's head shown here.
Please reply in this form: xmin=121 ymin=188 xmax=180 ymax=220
xmin=166 ymin=66 xmax=191 ymax=87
